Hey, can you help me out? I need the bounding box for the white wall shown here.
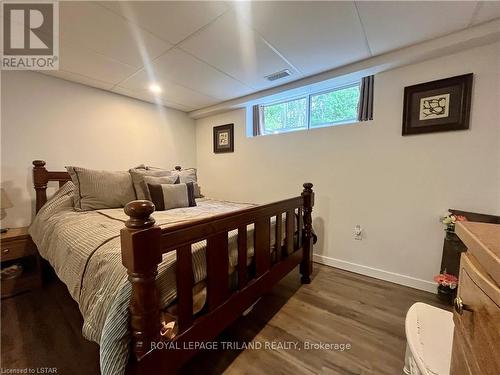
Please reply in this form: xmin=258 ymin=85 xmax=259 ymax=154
xmin=1 ymin=71 xmax=196 ymax=227
xmin=195 ymin=42 xmax=500 ymax=291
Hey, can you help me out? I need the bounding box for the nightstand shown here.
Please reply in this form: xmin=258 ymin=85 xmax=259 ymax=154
xmin=1 ymin=227 xmax=42 ymax=298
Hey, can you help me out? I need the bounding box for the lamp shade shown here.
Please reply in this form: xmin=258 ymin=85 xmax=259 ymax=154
xmin=0 ymin=188 xmax=13 ymax=209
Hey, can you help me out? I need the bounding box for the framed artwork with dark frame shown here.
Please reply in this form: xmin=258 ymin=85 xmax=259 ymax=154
xmin=402 ymin=73 xmax=473 ymax=136
xmin=213 ymin=123 xmax=234 ymax=153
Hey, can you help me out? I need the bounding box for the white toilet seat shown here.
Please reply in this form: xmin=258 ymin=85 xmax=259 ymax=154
xmin=403 ymin=302 xmax=454 ymax=375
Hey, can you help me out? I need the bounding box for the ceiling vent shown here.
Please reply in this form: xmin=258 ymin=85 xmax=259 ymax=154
xmin=265 ymin=69 xmax=291 ymax=82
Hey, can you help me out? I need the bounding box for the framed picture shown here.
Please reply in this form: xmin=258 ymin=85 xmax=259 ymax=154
xmin=402 ymin=73 xmax=473 ymax=136
xmin=213 ymin=123 xmax=234 ymax=153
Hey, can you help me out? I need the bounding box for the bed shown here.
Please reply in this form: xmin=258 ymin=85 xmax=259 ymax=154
xmin=30 ymin=160 xmax=315 ymax=374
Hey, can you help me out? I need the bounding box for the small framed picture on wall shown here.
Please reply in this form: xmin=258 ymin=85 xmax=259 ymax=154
xmin=213 ymin=123 xmax=234 ymax=153
xmin=402 ymin=73 xmax=473 ymax=136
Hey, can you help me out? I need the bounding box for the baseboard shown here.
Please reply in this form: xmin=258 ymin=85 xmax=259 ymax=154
xmin=313 ymin=254 xmax=437 ymax=293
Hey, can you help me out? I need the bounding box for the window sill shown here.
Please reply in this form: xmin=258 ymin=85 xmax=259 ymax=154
xmin=253 ymin=119 xmax=364 ymax=138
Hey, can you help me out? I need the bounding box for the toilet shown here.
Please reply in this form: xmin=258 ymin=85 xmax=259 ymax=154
xmin=403 ymin=302 xmax=454 ymax=375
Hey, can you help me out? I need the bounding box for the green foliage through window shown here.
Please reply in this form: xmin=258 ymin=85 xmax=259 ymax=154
xmin=262 ymin=97 xmax=307 ymax=134
xmin=260 ymin=83 xmax=360 ymax=135
xmin=310 ymin=85 xmax=360 ymax=127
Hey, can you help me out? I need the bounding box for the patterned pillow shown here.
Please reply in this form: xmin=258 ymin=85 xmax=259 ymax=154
xmin=129 ymin=167 xmax=173 ymax=200
xmin=171 ymin=168 xmax=203 ymax=198
xmin=147 ymin=182 xmax=197 ymax=211
xmin=143 ymin=175 xmax=179 ymax=200
xmin=171 ymin=168 xmax=197 ymax=183
xmin=66 ymin=166 xmax=136 ymax=211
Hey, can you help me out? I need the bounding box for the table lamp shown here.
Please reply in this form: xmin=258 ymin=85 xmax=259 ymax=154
xmin=0 ymin=188 xmax=13 ymax=233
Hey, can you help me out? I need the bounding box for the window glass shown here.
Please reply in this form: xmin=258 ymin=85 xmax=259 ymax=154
xmin=310 ymin=84 xmax=360 ymax=127
xmin=258 ymin=82 xmax=362 ymax=136
xmin=262 ymin=97 xmax=308 ymax=134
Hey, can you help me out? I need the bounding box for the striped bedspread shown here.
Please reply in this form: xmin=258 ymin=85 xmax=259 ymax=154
xmin=29 ymin=182 xmax=262 ymax=375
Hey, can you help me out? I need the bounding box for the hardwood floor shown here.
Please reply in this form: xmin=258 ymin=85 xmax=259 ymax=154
xmin=1 ymin=264 xmax=447 ymax=374
xmin=1 ymin=278 xmax=100 ymax=375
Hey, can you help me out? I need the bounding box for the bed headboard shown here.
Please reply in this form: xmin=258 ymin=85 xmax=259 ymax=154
xmin=32 ymin=160 xmax=71 ymax=213
xmin=32 ymin=161 xmax=186 ymax=213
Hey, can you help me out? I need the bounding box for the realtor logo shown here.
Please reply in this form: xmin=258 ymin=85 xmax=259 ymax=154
xmin=2 ymin=1 xmax=59 ymax=70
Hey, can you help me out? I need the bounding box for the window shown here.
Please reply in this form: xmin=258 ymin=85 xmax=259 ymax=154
xmin=310 ymin=84 xmax=360 ymax=128
xmin=261 ymin=97 xmax=308 ymax=134
xmin=258 ymin=83 xmax=360 ymax=135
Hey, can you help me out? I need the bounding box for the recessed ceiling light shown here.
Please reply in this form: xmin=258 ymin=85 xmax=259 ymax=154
xmin=149 ymin=84 xmax=162 ymax=94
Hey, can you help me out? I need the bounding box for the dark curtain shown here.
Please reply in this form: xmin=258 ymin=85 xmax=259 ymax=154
xmin=358 ymin=75 xmax=374 ymax=121
xmin=252 ymin=104 xmax=261 ymax=136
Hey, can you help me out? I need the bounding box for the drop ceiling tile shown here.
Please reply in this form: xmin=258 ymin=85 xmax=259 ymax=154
xmin=147 ymin=48 xmax=254 ymax=100
xmin=57 ymin=41 xmax=138 ymax=85
xmin=60 ymin=1 xmax=172 ymax=68
xmin=50 ymin=41 xmax=137 ymax=86
xmin=471 ymin=2 xmax=500 ymax=25
xmin=356 ymin=1 xmax=478 ymax=55
xmin=118 ymin=72 xmax=220 ymax=110
xmin=231 ymin=1 xmax=371 ymax=75
xmin=98 ymin=1 xmax=229 ymax=44
xmin=111 ymin=86 xmax=192 ymax=111
xmin=179 ymin=10 xmax=297 ymax=90
xmin=41 ymin=70 xmax=114 ymax=91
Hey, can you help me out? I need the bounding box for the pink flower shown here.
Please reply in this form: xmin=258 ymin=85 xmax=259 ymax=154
xmin=434 ymin=273 xmax=458 ymax=288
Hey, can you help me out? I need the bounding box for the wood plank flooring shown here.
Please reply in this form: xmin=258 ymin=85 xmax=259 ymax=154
xmin=1 ymin=264 xmax=447 ymax=374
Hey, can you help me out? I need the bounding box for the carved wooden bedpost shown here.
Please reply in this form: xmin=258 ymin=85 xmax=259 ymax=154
xmin=121 ymin=200 xmax=162 ymax=361
xmin=33 ymin=160 xmax=48 ymax=213
xmin=300 ymin=182 xmax=314 ymax=284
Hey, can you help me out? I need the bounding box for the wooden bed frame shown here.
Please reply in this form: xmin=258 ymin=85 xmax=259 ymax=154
xmin=32 ymin=160 xmax=315 ymax=374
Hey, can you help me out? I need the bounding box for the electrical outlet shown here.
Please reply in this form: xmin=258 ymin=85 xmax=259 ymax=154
xmin=354 ymin=225 xmax=362 ymax=240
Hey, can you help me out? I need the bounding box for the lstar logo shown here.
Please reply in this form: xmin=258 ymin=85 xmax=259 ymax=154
xmin=2 ymin=1 xmax=59 ymax=70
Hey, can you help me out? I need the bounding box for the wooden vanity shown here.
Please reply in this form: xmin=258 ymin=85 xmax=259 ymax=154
xmin=451 ymin=221 xmax=500 ymax=374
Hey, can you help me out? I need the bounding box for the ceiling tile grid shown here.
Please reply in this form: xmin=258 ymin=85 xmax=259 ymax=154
xmin=115 ymin=77 xmax=220 ymax=111
xmin=178 ymin=10 xmax=300 ymax=90
xmin=230 ymin=1 xmax=372 ymax=76
xmin=57 ymin=40 xmax=139 ymax=85
xmin=470 ymin=1 xmax=500 ymax=25
xmin=97 ymin=1 xmax=230 ymax=45
xmin=42 ymin=70 xmax=114 ymax=91
xmin=355 ymin=1 xmax=479 ymax=55
xmin=60 ymin=2 xmax=172 ymax=68
xmin=42 ymin=1 xmax=499 ymax=112
xmin=111 ymin=85 xmax=193 ymax=111
xmin=118 ymin=47 xmax=255 ymax=101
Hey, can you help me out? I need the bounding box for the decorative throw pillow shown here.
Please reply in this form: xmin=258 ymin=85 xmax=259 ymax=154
xmin=129 ymin=167 xmax=173 ymax=200
xmin=66 ymin=166 xmax=136 ymax=211
xmin=171 ymin=168 xmax=203 ymax=198
xmin=185 ymin=182 xmax=202 ymax=199
xmin=143 ymin=175 xmax=179 ymax=200
xmin=147 ymin=182 xmax=197 ymax=211
xmin=171 ymin=167 xmax=197 ymax=183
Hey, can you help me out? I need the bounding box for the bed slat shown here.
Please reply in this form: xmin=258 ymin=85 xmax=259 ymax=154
xmin=297 ymin=208 xmax=303 ymax=248
xmin=237 ymin=227 xmax=248 ymax=290
xmin=286 ymin=210 xmax=294 ymax=255
xmin=206 ymin=232 xmax=229 ymax=311
xmin=275 ymin=213 xmax=283 ymax=260
xmin=254 ymin=218 xmax=271 ymax=276
xmin=176 ymin=245 xmax=194 ymax=331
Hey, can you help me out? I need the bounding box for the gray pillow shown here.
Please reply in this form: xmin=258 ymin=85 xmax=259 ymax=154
xmin=66 ymin=166 xmax=136 ymax=211
xmin=171 ymin=168 xmax=203 ymax=198
xmin=143 ymin=175 xmax=179 ymax=200
xmin=171 ymin=168 xmax=197 ymax=183
xmin=148 ymin=182 xmax=197 ymax=211
xmin=129 ymin=167 xmax=173 ymax=200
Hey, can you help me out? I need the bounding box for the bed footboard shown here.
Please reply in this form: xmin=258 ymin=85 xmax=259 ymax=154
xmin=121 ymin=183 xmax=314 ymax=374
